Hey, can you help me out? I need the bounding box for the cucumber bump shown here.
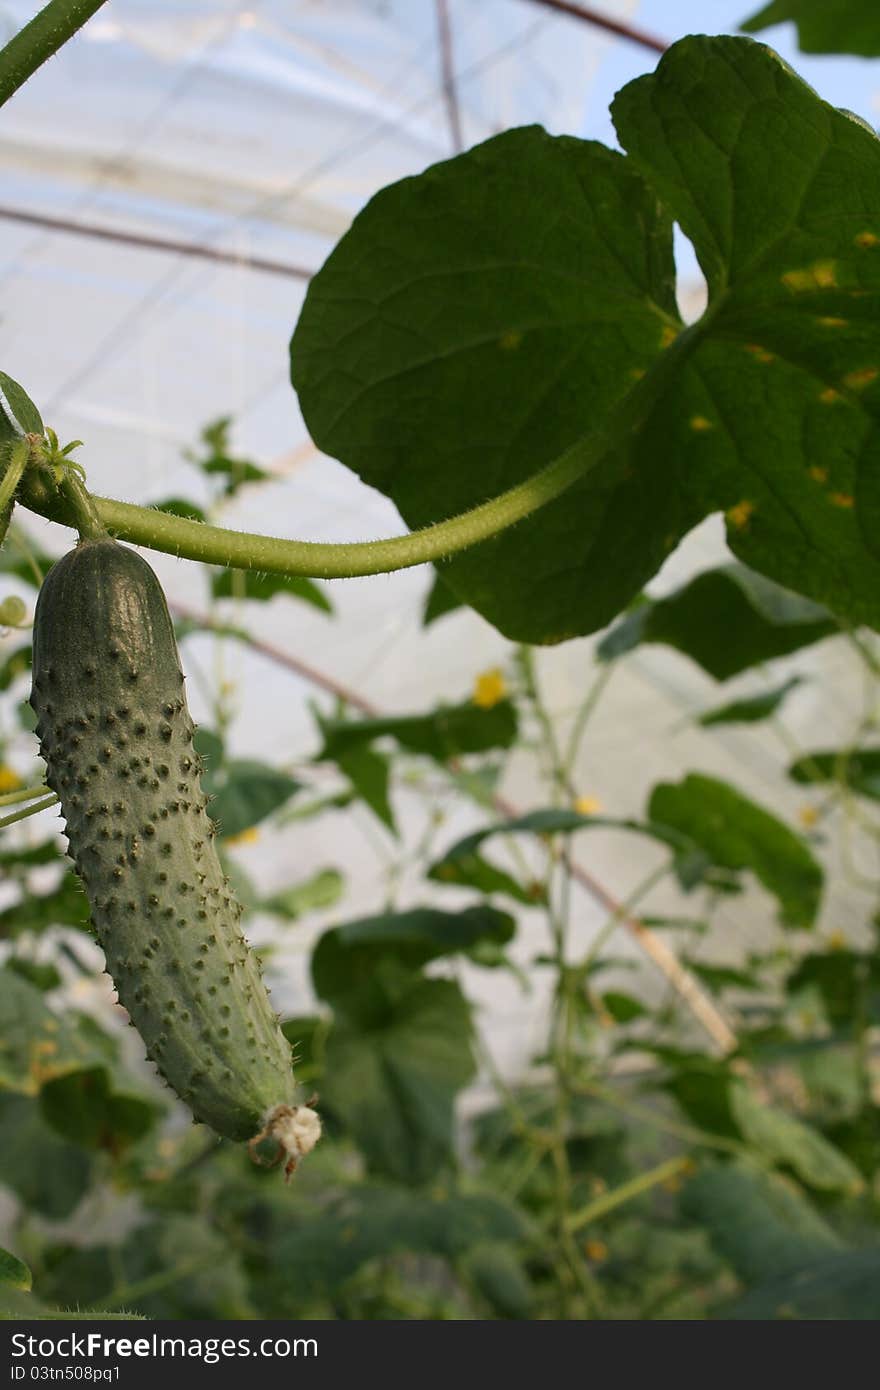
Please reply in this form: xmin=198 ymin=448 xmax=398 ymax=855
xmin=29 ymin=536 xmax=319 ymax=1177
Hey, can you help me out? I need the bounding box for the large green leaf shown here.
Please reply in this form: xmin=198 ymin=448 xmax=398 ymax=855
xmin=0 ymin=1093 xmax=92 ymax=1218
xmin=269 ymin=1186 xmax=527 ymax=1302
xmin=741 ymin=1 xmax=880 ymax=56
xmin=648 ymin=774 xmax=823 ymax=927
xmin=730 ymin=1082 xmax=863 ymax=1192
xmin=599 ymin=566 xmax=835 ymax=679
xmin=291 ymin=125 xmax=679 ymax=644
xmin=681 ymin=1162 xmax=843 ymax=1286
xmin=322 ymin=976 xmax=476 ymax=1183
xmin=725 ymin=1248 xmax=880 ymax=1319
xmin=292 ymin=38 xmax=880 ymax=642
xmin=0 ymin=968 xmax=97 ymax=1092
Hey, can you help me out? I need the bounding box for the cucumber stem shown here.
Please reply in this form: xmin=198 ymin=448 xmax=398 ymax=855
xmin=19 ymin=323 xmax=703 ymax=579
xmin=61 ymin=472 xmax=109 ymax=542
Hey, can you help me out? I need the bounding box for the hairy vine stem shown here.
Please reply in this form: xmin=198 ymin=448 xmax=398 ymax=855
xmin=19 ymin=325 xmax=701 ymax=579
xmin=0 ymin=0 xmax=108 ymax=109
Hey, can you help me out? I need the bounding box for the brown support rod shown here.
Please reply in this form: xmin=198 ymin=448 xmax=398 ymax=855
xmin=523 ymin=0 xmax=668 ymax=55
xmin=0 ymin=205 xmax=314 ymax=281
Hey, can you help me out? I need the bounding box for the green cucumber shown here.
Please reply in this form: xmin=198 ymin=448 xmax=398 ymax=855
xmin=29 ymin=537 xmax=319 ymax=1176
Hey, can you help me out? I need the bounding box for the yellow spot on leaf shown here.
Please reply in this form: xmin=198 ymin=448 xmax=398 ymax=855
xmin=842 ymin=366 xmax=879 ymax=390
xmin=830 ymin=492 xmax=855 ymax=508
xmin=817 ymin=316 xmax=847 ymax=328
xmin=0 ymin=766 xmax=22 ymax=793
xmin=630 ymin=367 xmax=646 ymax=381
xmin=782 ymin=261 xmax=838 ymax=292
xmin=473 ymin=667 xmax=507 ymax=709
xmin=726 ymin=499 xmax=755 ymax=529
xmin=659 ymin=324 xmax=678 ymax=349
xmin=689 ymin=415 xmax=713 ymax=432
xmin=225 ymin=826 xmax=259 ymax=846
xmin=819 ymin=387 xmax=842 ymax=404
xmin=798 ymin=805 xmax=819 ymax=828
xmin=499 ymin=330 xmax=523 ymax=351
xmin=744 ymin=343 xmax=775 ymax=364
xmin=808 ymin=466 xmax=828 ymax=484
xmin=574 ymin=795 xmax=602 ymax=816
xmin=855 ymin=231 xmax=880 ymax=249
xmin=584 ymin=1239 xmax=609 ymax=1263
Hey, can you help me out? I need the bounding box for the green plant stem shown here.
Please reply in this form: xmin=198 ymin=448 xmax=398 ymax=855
xmin=0 ymin=444 xmax=28 ymax=519
xmin=20 ymin=325 xmax=702 ymax=578
xmin=0 ymin=0 xmax=108 ymax=108
xmin=0 ymin=793 xmax=58 ymax=829
xmin=60 ymin=472 xmax=108 ymax=541
xmin=566 ymin=1154 xmax=693 ymax=1234
xmin=0 ymin=783 xmax=51 ymax=808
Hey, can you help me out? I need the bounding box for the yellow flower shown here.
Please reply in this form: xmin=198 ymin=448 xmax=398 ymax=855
xmin=797 ymin=805 xmax=819 ymax=828
xmin=827 ymin=930 xmax=847 ymax=952
xmin=472 ymin=667 xmax=507 ymax=709
xmin=574 ymin=795 xmax=602 ymax=816
xmin=225 ymin=826 xmax=259 ymax=846
xmin=584 ymin=1239 xmax=608 ymax=1263
xmin=0 ymin=765 xmax=22 ymax=794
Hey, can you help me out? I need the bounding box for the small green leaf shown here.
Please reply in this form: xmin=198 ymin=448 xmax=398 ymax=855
xmin=430 ymin=808 xmax=700 ymax=889
xmin=186 ymin=416 xmax=269 ymax=498
xmin=601 ymin=991 xmax=648 ymax=1023
xmin=649 ymin=774 xmax=823 ymax=927
xmin=39 ymin=1065 xmax=161 ymax=1153
xmin=200 ymin=755 xmax=300 ymax=840
xmin=312 ymin=904 xmax=516 ymax=1015
xmin=0 ymin=1245 xmax=31 ymax=1291
xmin=4 ymin=958 xmax=62 ymax=992
xmin=211 ymin=568 xmax=332 ymax=614
xmin=699 ymin=676 xmax=803 ymax=727
xmin=429 ymin=848 xmax=535 ymax=905
xmin=741 ymin=0 xmax=880 ymax=57
xmin=316 ymin=699 xmax=517 ymax=765
xmin=337 ymin=745 xmax=396 ymax=833
xmin=0 ymin=643 xmax=31 ymax=691
xmin=0 ymin=371 xmax=43 ymax=440
xmin=788 ymin=747 xmax=880 ymax=799
xmin=599 ymin=568 xmax=835 ymax=680
xmin=261 ymin=867 xmax=344 ymax=920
